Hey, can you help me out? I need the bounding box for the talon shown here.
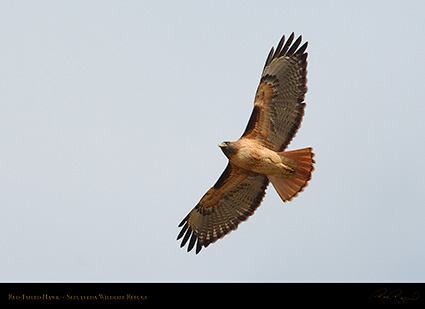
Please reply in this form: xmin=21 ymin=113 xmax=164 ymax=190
xmin=279 ymin=163 xmax=295 ymax=175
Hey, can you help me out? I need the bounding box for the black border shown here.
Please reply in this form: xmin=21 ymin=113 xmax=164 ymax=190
xmin=2 ymin=283 xmax=424 ymax=306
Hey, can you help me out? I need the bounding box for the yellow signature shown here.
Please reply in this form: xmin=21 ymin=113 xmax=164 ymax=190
xmin=369 ymin=288 xmax=420 ymax=304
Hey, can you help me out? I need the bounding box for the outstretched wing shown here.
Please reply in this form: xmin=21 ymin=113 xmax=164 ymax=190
xmin=177 ymin=163 xmax=269 ymax=254
xmin=242 ymin=33 xmax=308 ymax=151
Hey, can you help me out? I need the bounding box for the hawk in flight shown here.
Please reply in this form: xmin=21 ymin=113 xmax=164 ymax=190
xmin=177 ymin=33 xmax=315 ymax=254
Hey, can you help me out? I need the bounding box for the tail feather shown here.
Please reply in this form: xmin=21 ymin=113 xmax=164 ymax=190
xmin=268 ymin=147 xmax=315 ymax=202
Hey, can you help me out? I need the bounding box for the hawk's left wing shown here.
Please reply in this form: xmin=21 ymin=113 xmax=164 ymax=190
xmin=177 ymin=163 xmax=269 ymax=254
xmin=242 ymin=33 xmax=308 ymax=151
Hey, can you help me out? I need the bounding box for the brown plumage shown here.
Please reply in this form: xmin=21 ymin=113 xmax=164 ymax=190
xmin=177 ymin=33 xmax=315 ymax=254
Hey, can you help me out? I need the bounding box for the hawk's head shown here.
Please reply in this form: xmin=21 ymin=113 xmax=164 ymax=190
xmin=219 ymin=141 xmax=238 ymax=158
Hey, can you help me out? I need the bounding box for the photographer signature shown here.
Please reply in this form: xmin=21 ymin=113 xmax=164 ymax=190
xmin=369 ymin=288 xmax=420 ymax=304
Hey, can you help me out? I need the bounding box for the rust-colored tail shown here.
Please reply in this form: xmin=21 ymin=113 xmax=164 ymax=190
xmin=268 ymin=147 xmax=315 ymax=202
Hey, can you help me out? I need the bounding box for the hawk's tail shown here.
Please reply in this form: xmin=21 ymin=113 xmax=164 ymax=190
xmin=268 ymin=147 xmax=315 ymax=202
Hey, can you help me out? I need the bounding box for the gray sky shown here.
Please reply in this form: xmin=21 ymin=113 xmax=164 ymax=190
xmin=1 ymin=0 xmax=425 ymax=282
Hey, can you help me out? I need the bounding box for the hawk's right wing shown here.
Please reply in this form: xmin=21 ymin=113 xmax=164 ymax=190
xmin=177 ymin=163 xmax=269 ymax=254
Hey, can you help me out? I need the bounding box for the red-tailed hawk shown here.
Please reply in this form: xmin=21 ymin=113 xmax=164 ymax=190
xmin=177 ymin=33 xmax=315 ymax=254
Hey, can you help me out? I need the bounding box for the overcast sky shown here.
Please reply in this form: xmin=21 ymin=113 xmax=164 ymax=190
xmin=1 ymin=1 xmax=425 ymax=282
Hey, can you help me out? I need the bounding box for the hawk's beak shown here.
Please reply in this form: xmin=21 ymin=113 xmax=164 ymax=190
xmin=218 ymin=142 xmax=227 ymax=148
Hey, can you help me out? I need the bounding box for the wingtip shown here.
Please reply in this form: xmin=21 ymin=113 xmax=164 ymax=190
xmin=195 ymin=241 xmax=203 ymax=254
xmin=287 ymin=35 xmax=302 ymax=55
xmin=263 ymin=33 xmax=308 ymax=70
xmin=297 ymin=41 xmax=308 ymax=55
xmin=177 ymin=213 xmax=204 ymax=254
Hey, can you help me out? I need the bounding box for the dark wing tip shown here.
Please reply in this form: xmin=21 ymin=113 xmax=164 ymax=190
xmin=296 ymin=41 xmax=308 ymax=55
xmin=177 ymin=221 xmax=189 ymax=240
xmin=263 ymin=47 xmax=275 ymax=71
xmin=286 ymin=35 xmax=302 ymax=55
xmin=279 ymin=32 xmax=295 ymax=57
xmin=187 ymin=232 xmax=198 ymax=252
xmin=177 ymin=212 xmax=203 ymax=254
xmin=178 ymin=214 xmax=189 ymax=228
xmin=263 ymin=33 xmax=308 ymax=69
